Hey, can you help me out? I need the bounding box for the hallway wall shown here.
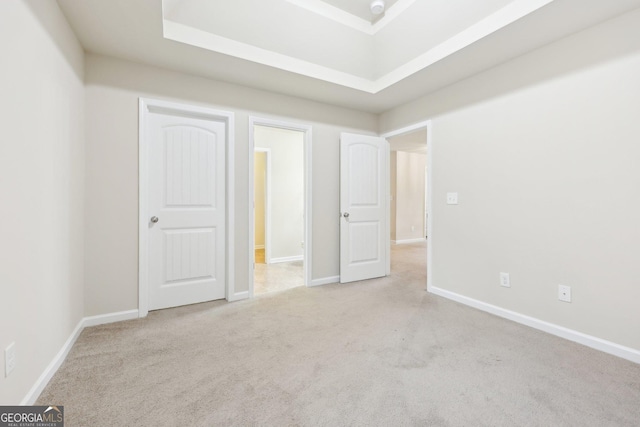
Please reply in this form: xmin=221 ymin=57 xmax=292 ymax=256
xmin=254 ymin=151 xmax=266 ymax=249
xmin=391 ymin=151 xmax=426 ymax=242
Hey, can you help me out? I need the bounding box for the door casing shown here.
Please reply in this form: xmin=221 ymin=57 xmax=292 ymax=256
xmin=138 ymin=98 xmax=236 ymax=318
xmin=381 ymin=119 xmax=432 ymax=291
xmin=248 ymin=116 xmax=313 ymax=297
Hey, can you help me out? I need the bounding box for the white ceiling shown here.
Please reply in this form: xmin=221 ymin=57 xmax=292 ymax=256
xmin=320 ymin=0 xmax=402 ymax=22
xmin=56 ymin=0 xmax=640 ymax=113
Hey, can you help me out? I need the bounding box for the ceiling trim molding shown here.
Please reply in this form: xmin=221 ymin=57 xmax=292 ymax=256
xmin=163 ymin=0 xmax=556 ymax=94
xmin=285 ymin=0 xmax=416 ymax=35
xmin=375 ymin=0 xmax=556 ymax=88
xmin=285 ymin=0 xmax=372 ymax=33
xmin=163 ymin=19 xmax=378 ymax=92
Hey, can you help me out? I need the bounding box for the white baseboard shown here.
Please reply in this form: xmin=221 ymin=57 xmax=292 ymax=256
xmin=83 ymin=309 xmax=139 ymax=327
xmin=21 ymin=309 xmax=140 ymax=405
xmin=254 ymin=245 xmax=264 ymax=250
xmin=309 ymin=276 xmax=340 ymax=287
xmin=21 ymin=320 xmax=84 ymax=405
xmin=393 ymin=238 xmax=427 ymax=245
xmin=429 ymin=286 xmax=640 ymax=364
xmin=228 ymin=290 xmax=249 ymax=302
xmin=269 ymin=255 xmax=303 ymax=264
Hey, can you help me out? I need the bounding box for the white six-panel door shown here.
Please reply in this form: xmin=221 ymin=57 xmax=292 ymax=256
xmin=340 ymin=133 xmax=389 ymax=283
xmin=147 ymin=112 xmax=226 ymax=310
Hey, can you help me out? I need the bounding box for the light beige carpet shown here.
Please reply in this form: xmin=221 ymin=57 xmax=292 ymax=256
xmin=37 ymin=243 xmax=640 ymax=426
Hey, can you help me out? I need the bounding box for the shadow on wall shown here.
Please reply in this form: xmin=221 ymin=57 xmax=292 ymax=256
xmin=382 ymin=8 xmax=640 ymax=129
xmin=24 ymin=1 xmax=84 ymax=80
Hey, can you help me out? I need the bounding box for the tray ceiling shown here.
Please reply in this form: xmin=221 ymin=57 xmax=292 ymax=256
xmin=162 ymin=0 xmax=542 ymax=92
xmin=57 ymin=0 xmax=640 ymax=113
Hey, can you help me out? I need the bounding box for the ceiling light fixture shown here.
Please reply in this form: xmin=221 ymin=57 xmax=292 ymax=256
xmin=370 ymin=0 xmax=385 ymax=15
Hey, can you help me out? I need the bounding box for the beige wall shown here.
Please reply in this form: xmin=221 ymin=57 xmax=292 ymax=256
xmin=0 ymin=1 xmax=85 ymax=404
xmin=254 ymin=126 xmax=304 ymax=261
xmin=393 ymin=152 xmax=426 ymax=242
xmin=254 ymin=152 xmax=266 ymax=249
xmin=84 ymin=53 xmax=378 ymax=316
xmin=380 ymin=9 xmax=640 ymax=351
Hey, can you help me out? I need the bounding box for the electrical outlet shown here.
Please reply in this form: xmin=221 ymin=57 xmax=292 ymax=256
xmin=558 ymin=285 xmax=571 ymax=303
xmin=5 ymin=342 xmax=15 ymax=377
xmin=500 ymin=272 xmax=510 ymax=288
xmin=446 ymin=192 xmax=458 ymax=205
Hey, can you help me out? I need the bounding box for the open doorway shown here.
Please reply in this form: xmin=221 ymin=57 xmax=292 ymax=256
xmin=249 ymin=118 xmax=312 ymax=296
xmin=385 ymin=125 xmax=429 ymax=276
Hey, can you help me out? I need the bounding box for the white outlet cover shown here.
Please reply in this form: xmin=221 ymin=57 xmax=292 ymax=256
xmin=447 ymin=192 xmax=458 ymax=205
xmin=5 ymin=342 xmax=15 ymax=377
xmin=500 ymin=272 xmax=510 ymax=288
xmin=558 ymin=285 xmax=571 ymax=303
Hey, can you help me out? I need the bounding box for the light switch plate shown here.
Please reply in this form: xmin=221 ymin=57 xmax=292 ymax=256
xmin=447 ymin=192 xmax=458 ymax=205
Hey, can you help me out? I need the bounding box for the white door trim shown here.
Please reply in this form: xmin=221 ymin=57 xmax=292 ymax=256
xmin=138 ymin=98 xmax=236 ymax=317
xmin=248 ymin=116 xmax=313 ymax=297
xmin=424 ymin=165 xmax=428 ymax=238
xmin=254 ymin=148 xmax=272 ymax=263
xmin=381 ymin=120 xmax=432 ymax=291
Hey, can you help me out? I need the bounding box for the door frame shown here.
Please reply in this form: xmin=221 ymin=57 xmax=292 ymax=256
xmin=424 ymin=165 xmax=428 ymax=238
xmin=381 ymin=119 xmax=432 ymax=291
xmin=248 ymin=116 xmax=312 ymax=297
xmin=253 ymin=148 xmax=272 ymax=263
xmin=138 ymin=98 xmax=236 ymax=318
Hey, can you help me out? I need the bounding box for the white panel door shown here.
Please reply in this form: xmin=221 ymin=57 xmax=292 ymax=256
xmin=148 ymin=112 xmax=226 ymax=310
xmin=340 ymin=133 xmax=389 ymax=283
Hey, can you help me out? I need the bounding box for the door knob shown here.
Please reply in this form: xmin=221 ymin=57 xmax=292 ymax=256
xmin=343 ymin=212 xmax=350 ymax=218
xmin=150 ymin=216 xmax=159 ymax=223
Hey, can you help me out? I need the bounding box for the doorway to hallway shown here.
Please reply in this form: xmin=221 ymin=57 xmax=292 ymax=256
xmin=384 ymin=123 xmax=430 ymax=281
xmin=390 ymin=240 xmax=427 ymax=280
xmin=249 ymin=117 xmax=312 ymax=296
